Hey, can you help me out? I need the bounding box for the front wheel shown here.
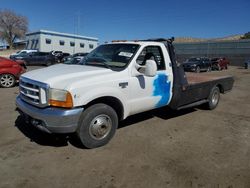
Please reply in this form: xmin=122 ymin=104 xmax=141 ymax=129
xmin=0 ymin=74 xmax=16 ymax=88
xmin=206 ymin=86 xmax=220 ymax=110
xmin=77 ymin=103 xmax=118 ymax=148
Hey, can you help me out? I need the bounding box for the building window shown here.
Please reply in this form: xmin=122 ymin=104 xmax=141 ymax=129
xmin=26 ymin=41 xmax=29 ymax=48
xmin=46 ymin=38 xmax=51 ymax=44
xmin=59 ymin=40 xmax=65 ymax=46
xmin=89 ymin=44 xmax=94 ymax=49
xmin=31 ymin=40 xmax=35 ymax=49
xmin=70 ymin=42 xmax=75 ymax=47
xmin=34 ymin=39 xmax=39 ymax=49
xmin=80 ymin=43 xmax=85 ymax=48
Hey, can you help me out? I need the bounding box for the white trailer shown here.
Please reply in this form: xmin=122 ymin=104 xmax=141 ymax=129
xmin=25 ymin=30 xmax=98 ymax=54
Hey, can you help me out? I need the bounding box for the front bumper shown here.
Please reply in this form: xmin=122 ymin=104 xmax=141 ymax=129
xmin=16 ymin=96 xmax=83 ymax=133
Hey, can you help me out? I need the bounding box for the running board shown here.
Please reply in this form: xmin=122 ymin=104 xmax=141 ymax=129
xmin=177 ymin=99 xmax=208 ymax=110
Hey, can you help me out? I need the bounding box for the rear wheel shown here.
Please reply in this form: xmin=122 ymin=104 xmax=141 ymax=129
xmin=217 ymin=64 xmax=221 ymax=71
xmin=46 ymin=61 xmax=52 ymax=66
xmin=195 ymin=66 xmax=201 ymax=73
xmin=206 ymin=86 xmax=220 ymax=110
xmin=207 ymin=66 xmax=212 ymax=72
xmin=77 ymin=103 xmax=118 ymax=148
xmin=0 ymin=74 xmax=16 ymax=88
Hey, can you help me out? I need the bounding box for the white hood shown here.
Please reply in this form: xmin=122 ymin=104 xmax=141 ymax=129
xmin=21 ymin=64 xmax=113 ymax=89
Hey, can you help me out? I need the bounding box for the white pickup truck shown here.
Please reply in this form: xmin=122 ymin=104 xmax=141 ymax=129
xmin=16 ymin=38 xmax=234 ymax=148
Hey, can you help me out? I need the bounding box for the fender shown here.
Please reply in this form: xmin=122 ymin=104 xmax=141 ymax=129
xmin=72 ymin=86 xmax=129 ymax=119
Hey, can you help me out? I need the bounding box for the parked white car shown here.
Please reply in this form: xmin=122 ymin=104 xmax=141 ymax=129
xmin=10 ymin=50 xmax=38 ymax=60
xmin=11 ymin=50 xmax=38 ymax=56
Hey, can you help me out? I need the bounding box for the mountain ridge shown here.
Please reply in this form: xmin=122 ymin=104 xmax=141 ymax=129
xmin=174 ymin=34 xmax=243 ymax=43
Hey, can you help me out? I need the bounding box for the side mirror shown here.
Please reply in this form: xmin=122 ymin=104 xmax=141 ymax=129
xmin=144 ymin=60 xmax=157 ymax=77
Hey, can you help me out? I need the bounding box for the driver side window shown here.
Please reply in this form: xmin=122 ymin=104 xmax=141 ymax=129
xmin=136 ymin=46 xmax=165 ymax=71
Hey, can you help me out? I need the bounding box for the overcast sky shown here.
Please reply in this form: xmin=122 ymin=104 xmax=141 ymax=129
xmin=1 ymin=0 xmax=250 ymax=43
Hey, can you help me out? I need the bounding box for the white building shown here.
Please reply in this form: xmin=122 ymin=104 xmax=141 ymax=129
xmin=25 ymin=30 xmax=98 ymax=54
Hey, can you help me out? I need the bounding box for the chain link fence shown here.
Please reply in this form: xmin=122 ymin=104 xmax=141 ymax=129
xmin=174 ymin=39 xmax=250 ymax=66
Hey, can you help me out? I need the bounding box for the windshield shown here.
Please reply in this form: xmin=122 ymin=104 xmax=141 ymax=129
xmin=19 ymin=51 xmax=27 ymax=54
xmin=187 ymin=58 xmax=200 ymax=62
xmin=79 ymin=44 xmax=139 ymax=70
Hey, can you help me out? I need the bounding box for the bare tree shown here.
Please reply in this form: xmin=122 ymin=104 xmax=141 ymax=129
xmin=0 ymin=10 xmax=28 ymax=49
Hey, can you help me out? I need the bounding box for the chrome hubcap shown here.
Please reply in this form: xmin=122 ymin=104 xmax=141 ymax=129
xmin=0 ymin=74 xmax=14 ymax=87
xmin=89 ymin=114 xmax=112 ymax=140
xmin=212 ymin=90 xmax=219 ymax=105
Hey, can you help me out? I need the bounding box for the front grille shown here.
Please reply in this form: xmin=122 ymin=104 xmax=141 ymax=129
xmin=19 ymin=77 xmax=49 ymax=107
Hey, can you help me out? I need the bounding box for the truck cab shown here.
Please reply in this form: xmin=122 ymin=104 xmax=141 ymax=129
xmin=16 ymin=39 xmax=234 ymax=148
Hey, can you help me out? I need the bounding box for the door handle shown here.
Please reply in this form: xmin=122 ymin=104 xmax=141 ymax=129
xmin=119 ymin=82 xmax=128 ymax=88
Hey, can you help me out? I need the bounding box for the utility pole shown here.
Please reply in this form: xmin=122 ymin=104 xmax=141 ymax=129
xmin=77 ymin=12 xmax=80 ymax=35
xmin=73 ymin=11 xmax=80 ymax=54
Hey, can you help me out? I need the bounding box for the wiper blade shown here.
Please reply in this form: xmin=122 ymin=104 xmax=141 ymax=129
xmin=85 ymin=62 xmax=111 ymax=69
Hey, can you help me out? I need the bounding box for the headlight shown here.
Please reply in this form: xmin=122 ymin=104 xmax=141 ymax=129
xmin=49 ymin=88 xmax=73 ymax=108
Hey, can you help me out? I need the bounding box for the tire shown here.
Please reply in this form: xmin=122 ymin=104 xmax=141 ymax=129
xmin=217 ymin=64 xmax=221 ymax=71
xmin=207 ymin=66 xmax=212 ymax=72
xmin=0 ymin=74 xmax=16 ymax=88
xmin=77 ymin=103 xmax=118 ymax=148
xmin=195 ymin=66 xmax=201 ymax=73
xmin=46 ymin=61 xmax=52 ymax=66
xmin=206 ymin=86 xmax=220 ymax=110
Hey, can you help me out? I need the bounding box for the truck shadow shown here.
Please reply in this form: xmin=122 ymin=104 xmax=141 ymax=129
xmin=15 ymin=107 xmax=197 ymax=149
xmin=119 ymin=107 xmax=196 ymax=129
xmin=15 ymin=115 xmax=71 ymax=147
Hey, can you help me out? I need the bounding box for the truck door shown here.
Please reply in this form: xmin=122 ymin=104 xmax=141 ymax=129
xmin=129 ymin=45 xmax=172 ymax=115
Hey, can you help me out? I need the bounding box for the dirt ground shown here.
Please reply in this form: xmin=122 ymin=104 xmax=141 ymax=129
xmin=0 ymin=66 xmax=249 ymax=188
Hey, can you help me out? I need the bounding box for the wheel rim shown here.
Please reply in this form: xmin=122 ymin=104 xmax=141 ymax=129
xmin=0 ymin=74 xmax=14 ymax=87
xmin=212 ymin=90 xmax=219 ymax=106
xmin=218 ymin=64 xmax=221 ymax=70
xmin=196 ymin=66 xmax=200 ymax=73
xmin=89 ymin=114 xmax=112 ymax=140
xmin=207 ymin=67 xmax=211 ymax=72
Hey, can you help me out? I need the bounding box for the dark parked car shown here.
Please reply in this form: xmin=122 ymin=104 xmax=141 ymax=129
xmin=21 ymin=52 xmax=56 ymax=66
xmin=62 ymin=52 xmax=88 ymax=62
xmin=0 ymin=57 xmax=26 ymax=88
xmin=183 ymin=57 xmax=212 ymax=73
xmin=63 ymin=56 xmax=85 ymax=65
xmin=244 ymin=59 xmax=250 ymax=69
xmin=211 ymin=57 xmax=229 ymax=70
xmin=51 ymin=51 xmax=70 ymax=63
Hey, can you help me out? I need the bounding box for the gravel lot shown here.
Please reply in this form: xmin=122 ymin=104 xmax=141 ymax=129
xmin=0 ymin=66 xmax=249 ymax=188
